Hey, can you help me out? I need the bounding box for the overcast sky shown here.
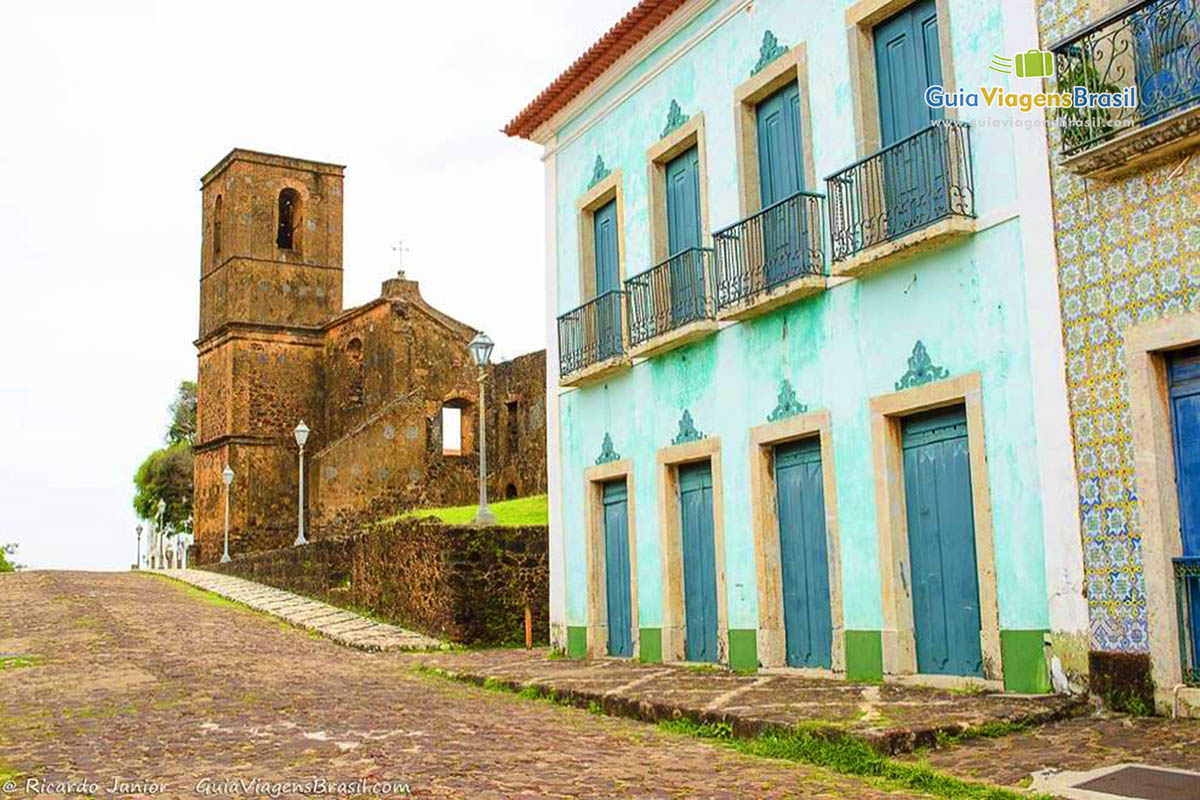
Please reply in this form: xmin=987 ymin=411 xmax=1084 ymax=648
xmin=0 ymin=0 xmax=629 ymax=571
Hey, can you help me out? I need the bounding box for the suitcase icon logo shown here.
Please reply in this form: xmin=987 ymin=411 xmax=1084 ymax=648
xmin=989 ymin=50 xmax=1055 ymax=78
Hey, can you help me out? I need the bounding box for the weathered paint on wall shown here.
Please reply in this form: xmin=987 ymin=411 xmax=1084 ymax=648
xmin=547 ymin=0 xmax=1070 ymax=679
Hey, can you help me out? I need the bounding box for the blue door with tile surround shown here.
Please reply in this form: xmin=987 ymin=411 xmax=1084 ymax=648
xmin=756 ymin=81 xmax=805 ymax=286
xmin=602 ymin=478 xmax=633 ymax=658
xmin=901 ymin=406 xmax=983 ymax=677
xmin=665 ymin=146 xmax=704 ymax=326
xmin=874 ymin=0 xmax=946 ymax=238
xmin=775 ymin=438 xmax=833 ymax=669
xmin=679 ymin=461 xmax=718 ymax=663
xmin=593 ymin=199 xmax=621 ymax=360
xmin=1169 ymin=347 xmax=1200 ymax=676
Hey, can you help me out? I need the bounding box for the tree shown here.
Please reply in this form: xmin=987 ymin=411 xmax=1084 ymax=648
xmin=167 ymin=380 xmax=197 ymax=446
xmin=133 ymin=442 xmax=194 ymax=530
xmin=0 ymin=543 xmax=21 ymax=573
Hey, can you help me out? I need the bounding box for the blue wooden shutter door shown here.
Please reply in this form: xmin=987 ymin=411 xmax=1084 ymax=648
xmin=874 ymin=0 xmax=946 ymax=238
xmin=774 ymin=438 xmax=833 ymax=668
xmin=901 ymin=407 xmax=983 ymax=677
xmin=602 ymin=478 xmax=633 ymax=657
xmin=665 ymin=147 xmax=704 ymax=326
xmin=593 ymin=200 xmax=621 ymax=360
xmin=679 ymin=461 xmax=718 ymax=663
xmin=756 ymin=82 xmax=806 ymax=285
xmin=1169 ymin=348 xmax=1200 ymax=675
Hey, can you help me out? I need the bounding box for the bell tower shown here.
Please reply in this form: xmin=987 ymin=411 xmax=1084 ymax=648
xmin=193 ymin=149 xmax=345 ymax=563
xmin=198 ymin=149 xmax=345 ymax=337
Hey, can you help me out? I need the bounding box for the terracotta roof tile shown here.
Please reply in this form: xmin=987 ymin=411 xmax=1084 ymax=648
xmin=503 ymin=0 xmax=689 ymax=139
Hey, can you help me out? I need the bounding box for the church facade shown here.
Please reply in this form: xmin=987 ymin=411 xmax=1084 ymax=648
xmin=192 ymin=149 xmax=546 ymax=564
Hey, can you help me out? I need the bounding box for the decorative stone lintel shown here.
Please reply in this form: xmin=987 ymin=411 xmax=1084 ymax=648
xmin=596 ymin=433 xmax=621 ymax=465
xmin=671 ymin=409 xmax=705 ymax=445
xmin=662 ymin=99 xmax=690 ymax=138
xmin=587 ymin=155 xmax=611 ymax=190
xmin=768 ymin=379 xmax=808 ymax=422
xmin=895 ymin=341 xmax=950 ymax=390
xmin=751 ymin=30 xmax=788 ymax=76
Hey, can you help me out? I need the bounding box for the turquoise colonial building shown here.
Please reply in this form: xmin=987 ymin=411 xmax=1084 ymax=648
xmin=507 ymin=0 xmax=1084 ymax=692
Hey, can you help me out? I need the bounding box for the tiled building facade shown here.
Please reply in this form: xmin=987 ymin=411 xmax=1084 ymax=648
xmin=1038 ymin=0 xmax=1200 ymax=711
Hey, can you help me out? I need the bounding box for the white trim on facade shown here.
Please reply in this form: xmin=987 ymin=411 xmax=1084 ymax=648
xmin=544 ymin=136 xmax=567 ymax=649
xmin=1002 ymin=0 xmax=1087 ymax=635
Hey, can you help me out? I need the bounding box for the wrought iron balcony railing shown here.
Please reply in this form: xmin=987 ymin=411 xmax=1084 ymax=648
xmin=1050 ymin=0 xmax=1200 ymax=157
xmin=557 ymin=289 xmax=625 ymax=379
xmin=625 ymin=247 xmax=715 ymax=348
xmin=826 ymin=120 xmax=974 ymax=263
xmin=712 ymin=190 xmax=825 ymax=312
xmin=1175 ymin=556 xmax=1200 ymax=686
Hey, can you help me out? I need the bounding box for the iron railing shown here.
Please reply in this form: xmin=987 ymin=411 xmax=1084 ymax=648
xmin=712 ymin=190 xmax=825 ymax=312
xmin=1050 ymin=0 xmax=1200 ymax=157
xmin=557 ymin=289 xmax=625 ymax=378
xmin=625 ymin=247 xmax=715 ymax=348
xmin=826 ymin=120 xmax=974 ymax=263
xmin=1175 ymin=556 xmax=1200 ymax=686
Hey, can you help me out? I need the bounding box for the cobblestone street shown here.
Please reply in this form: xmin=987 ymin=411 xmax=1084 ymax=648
xmin=1 ymin=571 xmax=938 ymax=799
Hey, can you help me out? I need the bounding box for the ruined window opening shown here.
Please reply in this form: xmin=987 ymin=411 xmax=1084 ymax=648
xmin=213 ymin=195 xmax=223 ymax=259
xmin=347 ymin=337 xmax=364 ymax=405
xmin=505 ymin=483 xmax=518 ymax=500
xmin=506 ymin=400 xmax=519 ymax=451
xmin=442 ymin=406 xmax=462 ymax=455
xmin=276 ymin=188 xmax=300 ymax=250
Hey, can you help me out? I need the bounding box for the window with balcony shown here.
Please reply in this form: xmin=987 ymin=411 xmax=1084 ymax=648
xmin=558 ymin=168 xmax=630 ymax=386
xmin=721 ymin=44 xmax=826 ymax=321
xmin=1050 ymin=0 xmax=1200 ymax=177
xmin=831 ymin=0 xmax=974 ymax=276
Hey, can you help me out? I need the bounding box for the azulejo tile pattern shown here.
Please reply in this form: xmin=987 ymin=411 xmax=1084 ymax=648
xmin=1038 ymin=0 xmax=1200 ymax=654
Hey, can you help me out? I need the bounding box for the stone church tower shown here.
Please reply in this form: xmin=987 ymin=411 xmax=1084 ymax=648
xmin=193 ymin=150 xmax=346 ymax=556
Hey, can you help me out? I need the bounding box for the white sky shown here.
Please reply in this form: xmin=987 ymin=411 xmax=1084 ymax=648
xmin=0 ymin=0 xmax=629 ymax=570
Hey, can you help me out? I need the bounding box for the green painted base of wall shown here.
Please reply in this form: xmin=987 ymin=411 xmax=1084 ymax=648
xmin=728 ymin=629 xmax=758 ymax=672
xmin=1001 ymin=629 xmax=1051 ymax=694
xmin=639 ymin=628 xmax=662 ymax=664
xmin=567 ymin=626 xmax=588 ymax=659
xmin=845 ymin=630 xmax=883 ymax=682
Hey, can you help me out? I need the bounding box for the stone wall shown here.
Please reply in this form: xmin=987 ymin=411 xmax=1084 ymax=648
xmin=207 ymin=519 xmax=549 ymax=645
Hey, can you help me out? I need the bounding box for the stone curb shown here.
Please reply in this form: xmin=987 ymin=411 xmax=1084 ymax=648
xmin=416 ymin=664 xmax=1089 ymax=756
xmin=148 ymin=569 xmax=443 ymax=653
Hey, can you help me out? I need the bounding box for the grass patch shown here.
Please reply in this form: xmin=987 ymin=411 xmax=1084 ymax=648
xmin=932 ymin=719 xmax=1035 ymax=748
xmin=386 ymin=494 xmax=549 ymax=527
xmin=659 ymin=718 xmax=1050 ymax=800
xmin=0 ymin=655 xmax=38 ymax=670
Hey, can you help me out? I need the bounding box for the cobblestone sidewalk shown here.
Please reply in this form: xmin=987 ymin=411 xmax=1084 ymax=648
xmin=408 ymin=648 xmax=1084 ymax=755
xmin=151 ymin=568 xmax=441 ymax=651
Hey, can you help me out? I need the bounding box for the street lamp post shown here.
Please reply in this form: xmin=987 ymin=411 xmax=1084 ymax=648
xmin=221 ymin=465 xmax=234 ymax=563
xmin=467 ymin=332 xmax=497 ymax=526
xmin=294 ymin=421 xmax=310 ymax=546
xmin=135 ymin=524 xmax=142 ymax=570
xmin=155 ymin=499 xmax=166 ymax=569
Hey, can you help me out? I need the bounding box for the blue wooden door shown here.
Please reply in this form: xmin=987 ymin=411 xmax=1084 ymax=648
xmin=901 ymin=407 xmax=983 ymax=677
xmin=603 ymin=478 xmax=633 ymax=657
xmin=593 ymin=199 xmax=621 ymax=359
xmin=665 ymin=147 xmax=704 ymax=326
xmin=1169 ymin=347 xmax=1200 ymax=675
xmin=874 ymin=0 xmax=946 ymax=237
xmin=1132 ymin=0 xmax=1200 ymax=123
xmin=775 ymin=438 xmax=833 ymax=669
xmin=756 ymin=81 xmax=806 ymax=285
xmin=679 ymin=461 xmax=718 ymax=663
